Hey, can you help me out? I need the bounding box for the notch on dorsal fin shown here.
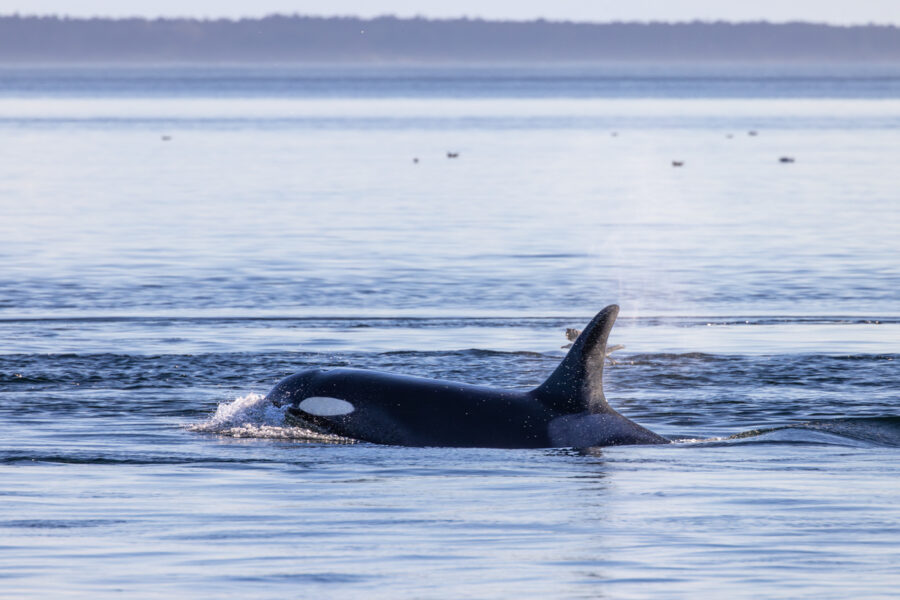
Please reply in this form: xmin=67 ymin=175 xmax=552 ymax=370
xmin=534 ymin=305 xmax=619 ymax=414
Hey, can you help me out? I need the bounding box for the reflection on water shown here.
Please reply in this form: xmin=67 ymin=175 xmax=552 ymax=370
xmin=0 ymin=67 xmax=898 ymax=598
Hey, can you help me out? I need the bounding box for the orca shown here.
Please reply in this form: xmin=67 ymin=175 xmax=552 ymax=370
xmin=265 ymin=305 xmax=669 ymax=448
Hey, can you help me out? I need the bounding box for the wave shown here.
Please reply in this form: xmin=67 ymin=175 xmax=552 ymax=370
xmin=188 ymin=391 xmax=900 ymax=450
xmin=2 ymin=314 xmax=897 ymax=326
xmin=187 ymin=392 xmax=355 ymax=444
xmin=3 ymin=349 xmax=896 ymax=379
xmin=3 ymin=352 xmax=897 ymax=430
xmin=687 ymin=417 xmax=900 ymax=448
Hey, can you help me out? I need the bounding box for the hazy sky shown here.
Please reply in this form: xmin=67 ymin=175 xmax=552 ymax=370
xmin=2 ymin=0 xmax=899 ymax=25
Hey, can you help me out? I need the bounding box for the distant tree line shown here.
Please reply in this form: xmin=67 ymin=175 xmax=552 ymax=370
xmin=1 ymin=15 xmax=899 ymax=62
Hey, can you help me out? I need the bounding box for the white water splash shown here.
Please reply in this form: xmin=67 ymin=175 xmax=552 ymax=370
xmin=187 ymin=393 xmax=355 ymax=443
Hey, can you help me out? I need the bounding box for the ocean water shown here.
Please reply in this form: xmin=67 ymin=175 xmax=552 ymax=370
xmin=0 ymin=65 xmax=898 ymax=598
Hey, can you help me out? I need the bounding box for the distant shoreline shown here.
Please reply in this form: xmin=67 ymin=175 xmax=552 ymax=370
xmin=2 ymin=15 xmax=900 ymax=64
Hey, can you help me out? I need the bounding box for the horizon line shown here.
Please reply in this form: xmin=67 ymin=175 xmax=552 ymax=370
xmin=1 ymin=13 xmax=898 ymax=29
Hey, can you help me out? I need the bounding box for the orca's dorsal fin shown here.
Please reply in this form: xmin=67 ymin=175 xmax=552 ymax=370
xmin=534 ymin=305 xmax=619 ymax=414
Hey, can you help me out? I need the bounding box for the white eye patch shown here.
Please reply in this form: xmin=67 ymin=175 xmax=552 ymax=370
xmin=298 ymin=396 xmax=355 ymax=417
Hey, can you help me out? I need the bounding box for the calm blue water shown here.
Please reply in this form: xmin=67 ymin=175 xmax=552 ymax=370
xmin=1 ymin=65 xmax=898 ymax=598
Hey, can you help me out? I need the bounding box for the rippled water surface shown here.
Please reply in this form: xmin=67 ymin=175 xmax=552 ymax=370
xmin=1 ymin=66 xmax=898 ymax=598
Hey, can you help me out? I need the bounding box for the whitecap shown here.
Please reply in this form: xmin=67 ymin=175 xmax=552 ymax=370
xmin=187 ymin=393 xmax=355 ymax=443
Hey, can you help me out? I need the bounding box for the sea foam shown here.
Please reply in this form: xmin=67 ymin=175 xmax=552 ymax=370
xmin=188 ymin=392 xmax=355 ymax=443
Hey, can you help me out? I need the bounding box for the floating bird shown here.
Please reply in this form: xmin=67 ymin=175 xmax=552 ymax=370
xmin=446 ymin=152 xmax=459 ymax=159
xmin=779 ymin=156 xmax=795 ymax=163
xmin=672 ymin=161 xmax=684 ymax=167
xmin=413 ymin=157 xmax=419 ymax=164
xmin=161 ymin=135 xmax=172 ymax=141
xmin=749 ymin=130 xmax=758 ymax=136
xmin=561 ymin=328 xmax=625 ymax=355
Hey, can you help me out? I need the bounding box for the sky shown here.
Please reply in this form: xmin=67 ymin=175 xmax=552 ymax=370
xmin=1 ymin=0 xmax=899 ymax=26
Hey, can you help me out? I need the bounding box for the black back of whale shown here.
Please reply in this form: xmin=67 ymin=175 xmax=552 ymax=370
xmin=265 ymin=305 xmax=668 ymax=448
